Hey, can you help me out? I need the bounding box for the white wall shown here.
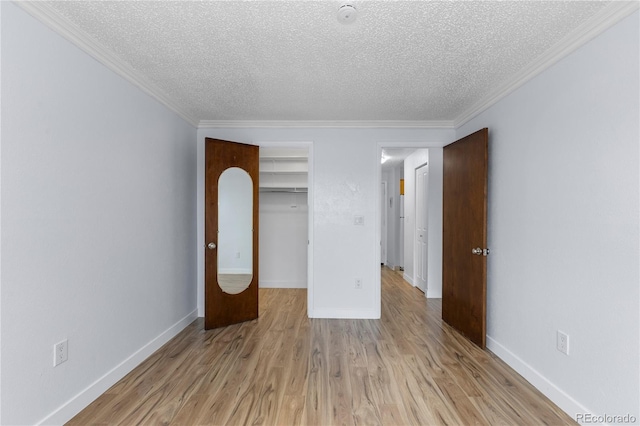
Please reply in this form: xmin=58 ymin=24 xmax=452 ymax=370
xmin=425 ymin=148 xmax=443 ymax=298
xmin=456 ymin=11 xmax=639 ymax=420
xmin=1 ymin=3 xmax=198 ymax=424
xmin=402 ymin=148 xmax=443 ymax=298
xmin=196 ymin=129 xmax=453 ymax=319
xmin=259 ymin=192 xmax=308 ymax=288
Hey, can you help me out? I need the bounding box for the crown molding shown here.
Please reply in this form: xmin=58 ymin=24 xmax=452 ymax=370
xmin=15 ymin=1 xmax=199 ymax=127
xmin=454 ymin=1 xmax=640 ymax=128
xmin=197 ymin=120 xmax=455 ymax=129
xmin=15 ymin=1 xmax=637 ymax=131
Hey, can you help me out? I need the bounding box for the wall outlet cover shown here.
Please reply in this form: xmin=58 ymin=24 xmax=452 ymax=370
xmin=557 ymin=330 xmax=569 ymax=355
xmin=54 ymin=339 xmax=68 ymax=366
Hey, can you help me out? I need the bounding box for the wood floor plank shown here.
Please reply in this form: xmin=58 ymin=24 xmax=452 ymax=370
xmin=68 ymin=268 xmax=578 ymax=426
xmin=378 ymin=403 xmax=406 ymax=426
xmin=245 ymin=366 xmax=285 ymax=425
xmin=283 ymin=336 xmax=310 ymax=397
xmin=328 ymin=353 xmax=355 ymax=426
xmin=275 ymin=394 xmax=305 ymax=426
xmin=304 ymin=320 xmax=330 ymax=426
xmin=363 ymin=342 xmax=396 ymax=406
xmin=169 ymin=394 xmax=210 ymax=426
xmin=348 ymin=366 xmax=381 ymax=425
xmin=399 ymin=354 xmax=462 ymax=425
xmin=199 ymin=337 xmax=266 ymax=425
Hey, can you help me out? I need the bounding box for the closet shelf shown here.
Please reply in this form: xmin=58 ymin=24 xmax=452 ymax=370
xmin=259 ymin=152 xmax=308 ymax=192
xmin=259 ymin=187 xmax=308 ymax=193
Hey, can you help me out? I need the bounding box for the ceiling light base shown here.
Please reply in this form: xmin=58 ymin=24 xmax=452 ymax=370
xmin=337 ymin=4 xmax=357 ymax=24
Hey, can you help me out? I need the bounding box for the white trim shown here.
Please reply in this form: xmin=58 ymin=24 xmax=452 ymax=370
xmin=36 ymin=309 xmax=198 ymax=426
xmin=15 ymin=1 xmax=198 ymax=127
xmin=259 ymin=280 xmax=307 ymax=289
xmin=403 ymin=273 xmax=414 ymax=286
xmin=455 ymin=1 xmax=640 ymax=127
xmin=307 ymin=142 xmax=315 ymax=318
xmin=380 ymin=180 xmax=388 ymax=266
xmin=199 ymin=120 xmax=455 ymax=129
xmin=374 ymin=144 xmax=383 ymax=319
xmin=309 ymin=308 xmax=379 ymax=319
xmin=486 ymin=335 xmax=593 ymax=425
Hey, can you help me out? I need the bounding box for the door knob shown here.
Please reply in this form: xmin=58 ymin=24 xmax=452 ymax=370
xmin=207 ymin=242 xmax=217 ymax=250
xmin=472 ymin=247 xmax=489 ymax=256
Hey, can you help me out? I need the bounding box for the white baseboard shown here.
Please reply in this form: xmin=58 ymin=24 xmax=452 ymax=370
xmin=309 ymin=308 xmax=380 ymax=319
xmin=259 ymin=280 xmax=307 ymax=289
xmin=403 ymin=273 xmax=414 ymax=285
xmin=37 ymin=309 xmax=199 ymax=425
xmin=486 ymin=335 xmax=592 ymax=424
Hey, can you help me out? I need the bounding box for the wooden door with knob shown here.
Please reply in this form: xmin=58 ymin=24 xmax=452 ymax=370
xmin=204 ymin=138 xmax=259 ymax=329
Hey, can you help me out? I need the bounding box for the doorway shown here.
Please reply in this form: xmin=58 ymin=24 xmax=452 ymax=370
xmin=259 ymin=146 xmax=310 ymax=291
xmin=377 ymin=144 xmax=444 ymax=304
xmin=197 ymin=139 xmax=314 ymax=319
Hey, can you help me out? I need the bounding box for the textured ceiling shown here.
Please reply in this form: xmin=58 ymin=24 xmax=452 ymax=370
xmin=24 ymin=1 xmax=630 ymax=125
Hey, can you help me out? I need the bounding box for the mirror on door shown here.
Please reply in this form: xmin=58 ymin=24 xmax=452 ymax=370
xmin=218 ymin=167 xmax=253 ymax=294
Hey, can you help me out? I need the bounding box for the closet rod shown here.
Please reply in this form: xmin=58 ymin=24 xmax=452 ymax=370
xmin=259 ymin=187 xmax=308 ymax=193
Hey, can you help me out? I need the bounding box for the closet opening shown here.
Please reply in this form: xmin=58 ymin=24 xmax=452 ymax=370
xmin=258 ymin=146 xmax=310 ymax=293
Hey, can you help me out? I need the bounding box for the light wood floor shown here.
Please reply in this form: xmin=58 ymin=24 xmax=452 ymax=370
xmin=68 ymin=268 xmax=576 ymax=425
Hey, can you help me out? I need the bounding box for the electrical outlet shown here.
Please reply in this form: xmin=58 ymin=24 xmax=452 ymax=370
xmin=355 ymin=279 xmax=362 ymax=289
xmin=557 ymin=331 xmax=569 ymax=355
xmin=236 ymin=252 xmax=240 ymax=259
xmin=54 ymin=339 xmax=68 ymax=366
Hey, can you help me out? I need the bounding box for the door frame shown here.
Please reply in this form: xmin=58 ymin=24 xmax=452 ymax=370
xmin=381 ymin=181 xmax=388 ymax=266
xmin=375 ymin=140 xmax=449 ymax=314
xmin=197 ymin=138 xmax=314 ymax=318
xmin=414 ymin=162 xmax=429 ymax=293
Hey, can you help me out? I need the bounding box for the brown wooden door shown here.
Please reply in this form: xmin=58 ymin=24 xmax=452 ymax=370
xmin=205 ymin=138 xmax=259 ymax=329
xmin=442 ymin=128 xmax=488 ymax=348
